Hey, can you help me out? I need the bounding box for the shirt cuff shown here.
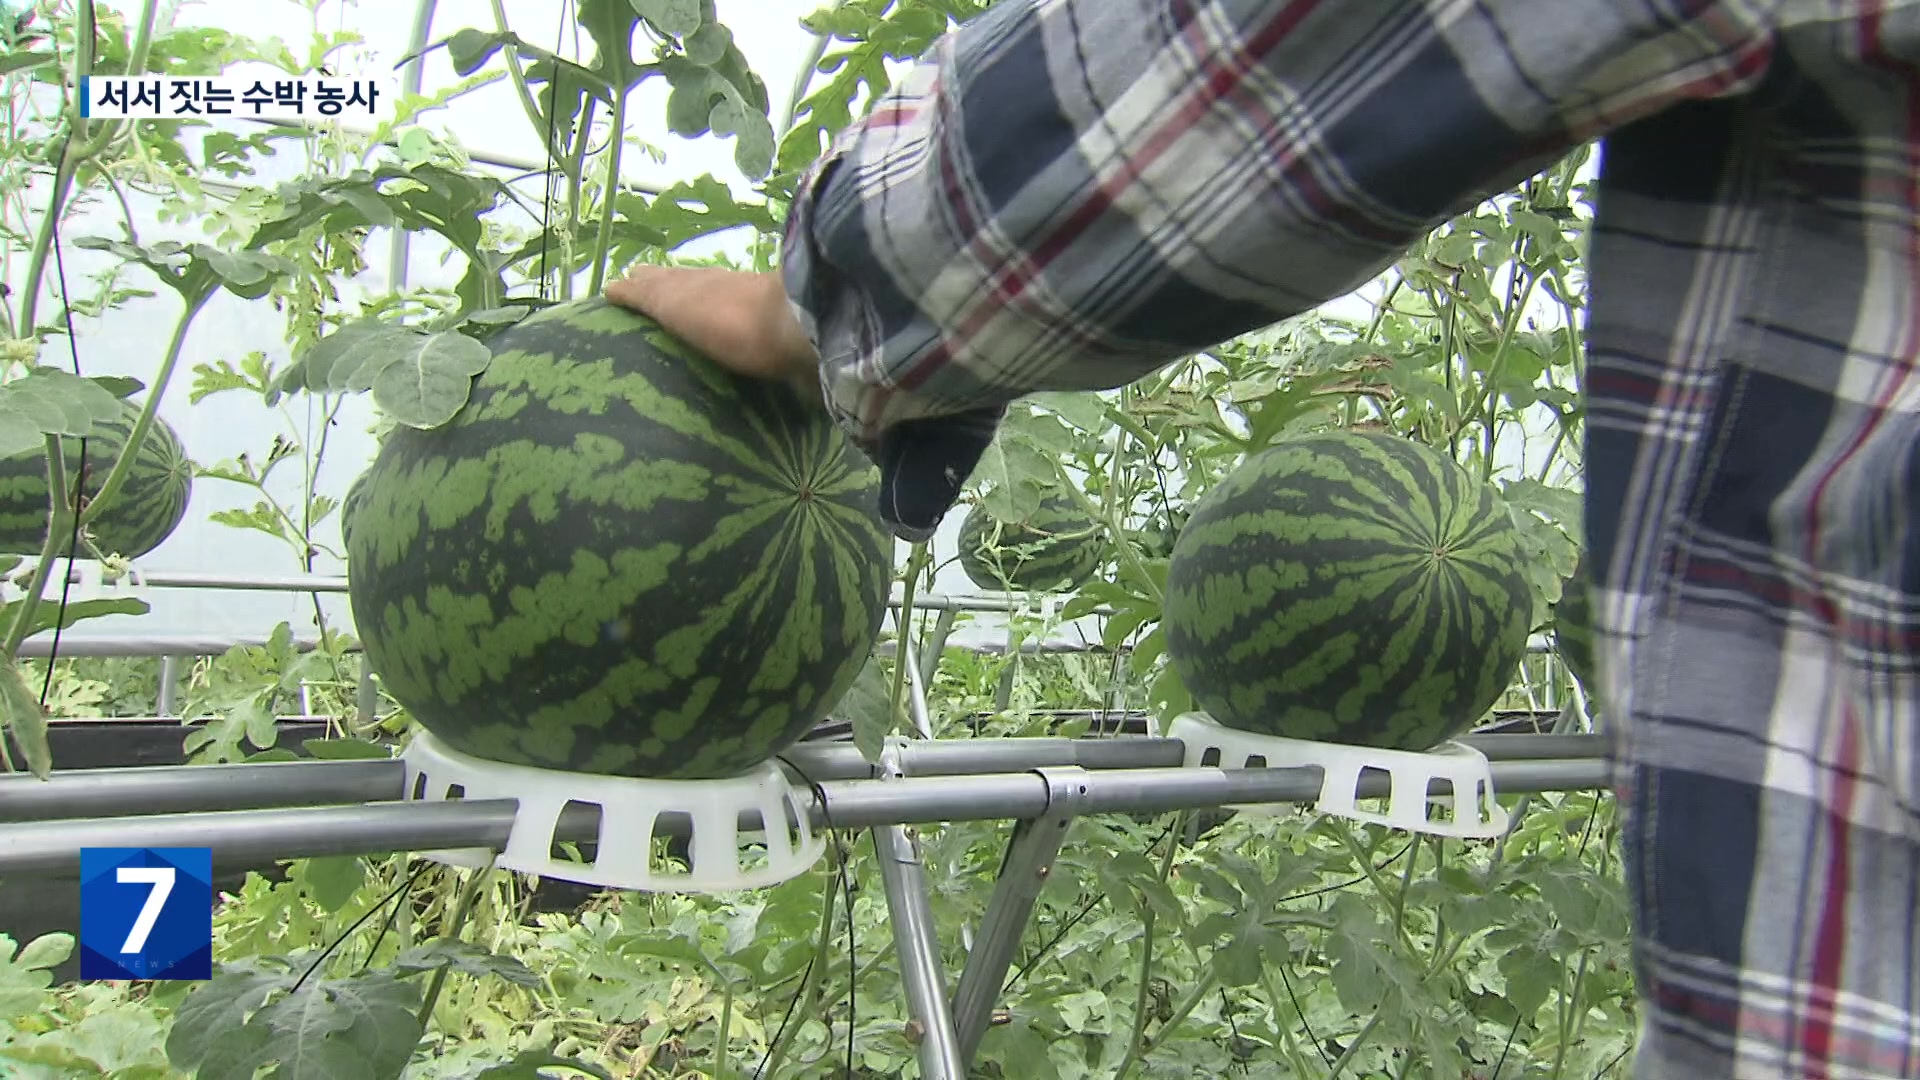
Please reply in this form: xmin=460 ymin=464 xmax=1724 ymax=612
xmin=782 ymin=152 xmax=1002 ymax=543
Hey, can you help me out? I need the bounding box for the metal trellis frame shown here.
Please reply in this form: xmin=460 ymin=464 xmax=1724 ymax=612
xmin=1 ymin=570 xmax=1606 ymax=1079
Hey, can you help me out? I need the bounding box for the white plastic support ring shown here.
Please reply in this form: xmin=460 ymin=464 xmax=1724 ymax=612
xmin=399 ymin=731 xmax=826 ymax=894
xmin=1166 ymin=712 xmax=1511 ymax=840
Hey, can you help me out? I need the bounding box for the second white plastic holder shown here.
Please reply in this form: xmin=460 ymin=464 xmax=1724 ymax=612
xmin=0 ymin=559 xmax=148 ymax=607
xmin=400 ymin=732 xmax=826 ymax=893
xmin=1167 ymin=713 xmax=1510 ymax=840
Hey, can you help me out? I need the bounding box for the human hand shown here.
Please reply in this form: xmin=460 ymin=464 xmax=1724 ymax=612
xmin=604 ymin=264 xmax=822 ymax=402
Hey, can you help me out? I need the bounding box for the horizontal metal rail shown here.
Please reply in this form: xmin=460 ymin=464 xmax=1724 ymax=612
xmin=115 ymin=571 xmax=1117 ymax=616
xmin=0 ymin=733 xmax=1605 ymax=823
xmin=0 ymin=755 xmax=1608 ymax=877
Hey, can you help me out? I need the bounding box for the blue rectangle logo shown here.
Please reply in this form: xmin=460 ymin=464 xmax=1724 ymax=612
xmin=78 ymin=847 xmax=212 ymax=981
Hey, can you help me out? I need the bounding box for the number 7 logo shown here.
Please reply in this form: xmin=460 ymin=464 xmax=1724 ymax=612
xmin=79 ymin=848 xmax=212 ymax=981
xmin=115 ymin=866 xmax=175 ymax=954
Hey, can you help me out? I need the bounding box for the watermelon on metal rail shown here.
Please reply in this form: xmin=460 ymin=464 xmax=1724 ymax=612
xmin=342 ymin=297 xmax=896 ymax=780
xmin=0 ymin=398 xmax=192 ymax=560
xmin=1162 ymin=430 xmax=1533 ymax=751
xmin=957 ymin=494 xmax=1103 ymax=593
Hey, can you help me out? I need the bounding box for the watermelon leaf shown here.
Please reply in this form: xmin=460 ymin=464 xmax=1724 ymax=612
xmin=660 ymin=59 xmax=774 ymax=180
xmin=969 ymin=436 xmax=1054 ymax=523
xmin=166 ymin=958 xmax=428 ymax=1080
xmin=387 ymin=941 xmax=542 ymax=988
xmin=682 ymin=22 xmax=731 ymax=65
xmin=370 ymin=331 xmax=494 ymax=429
xmin=0 ymin=656 xmax=48 ymax=779
xmin=1027 ymin=390 xmax=1110 ymax=434
xmin=630 ymin=0 xmax=702 ymax=37
xmin=460 ymin=1049 xmax=614 ymax=1079
xmin=0 ymin=50 xmax=50 ymax=75
xmin=835 ymin=653 xmax=893 ymax=764
xmin=0 ymin=932 xmax=69 ymax=1015
xmin=301 ymin=737 xmax=393 ymax=760
xmin=269 ymin=322 xmax=426 ymax=403
xmin=0 ymin=367 xmax=146 ymax=458
xmin=441 ymin=28 xmax=509 ymax=77
xmin=6 ymin=596 xmax=149 ymax=640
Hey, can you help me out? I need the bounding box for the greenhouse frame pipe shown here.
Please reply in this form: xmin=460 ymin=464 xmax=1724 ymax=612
xmin=872 ymin=743 xmax=968 ymax=1079
xmin=0 ymin=734 xmax=1608 ymax=823
xmin=0 ymin=758 xmax=1609 ymax=878
xmin=123 ymin=570 xmax=1119 ymax=616
xmin=387 ymin=0 xmax=439 ymax=293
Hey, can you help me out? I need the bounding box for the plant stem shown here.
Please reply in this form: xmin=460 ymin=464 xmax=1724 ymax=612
xmin=779 ymin=11 xmax=837 ymax=139
xmin=416 ymin=856 xmax=496 ymax=1029
xmin=80 ymin=295 xmax=203 ymax=528
xmin=1325 ymin=1008 xmax=1386 ymax=1080
xmin=713 ymin=981 xmax=735 ymax=1079
xmin=758 ymin=849 xmax=844 ymax=1076
xmin=18 ymin=0 xmax=158 ymax=338
xmin=1112 ymin=811 xmax=1185 ymax=1080
xmin=887 ymin=542 xmax=930 ymax=738
xmin=1127 ymin=970 xmax=1219 ymax=1072
xmin=1 ymin=438 xmax=74 ymax=656
xmin=486 ymin=0 xmax=574 ymax=174
xmin=586 ymin=88 xmax=627 ymax=295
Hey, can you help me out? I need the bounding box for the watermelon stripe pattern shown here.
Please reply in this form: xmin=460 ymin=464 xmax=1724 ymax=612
xmin=1163 ymin=431 xmax=1533 ymax=751
xmin=957 ymin=495 xmax=1103 ymax=593
xmin=345 ymin=298 xmax=896 ymax=779
xmin=1554 ymin=553 xmax=1596 ymax=693
xmin=0 ymin=400 xmax=192 ymax=559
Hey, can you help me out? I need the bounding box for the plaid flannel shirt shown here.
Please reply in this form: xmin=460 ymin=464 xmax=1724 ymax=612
xmin=779 ymin=1 xmax=1920 ymax=1076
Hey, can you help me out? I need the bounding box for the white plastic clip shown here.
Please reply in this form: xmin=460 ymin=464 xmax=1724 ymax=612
xmin=1167 ymin=712 xmax=1510 ymax=839
xmin=400 ymin=732 xmax=825 ymax=893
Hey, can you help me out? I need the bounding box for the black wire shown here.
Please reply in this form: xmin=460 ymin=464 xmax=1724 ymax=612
xmin=758 ymin=758 xmax=855 ymax=1079
xmin=35 ymin=132 xmax=89 ymax=708
xmin=296 ymin=859 xmax=437 ymax=992
xmin=1003 ymin=817 xmax=1180 ymax=992
xmin=532 ymin=0 xmax=569 ymax=299
xmin=355 ymin=860 xmax=436 ymax=973
xmin=1276 ymin=962 xmax=1332 ymax=1070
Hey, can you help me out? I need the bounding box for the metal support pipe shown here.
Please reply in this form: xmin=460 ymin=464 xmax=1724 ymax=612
xmin=950 ymin=766 xmax=1086 ymax=1060
xmin=871 ymin=745 xmax=966 ymax=1079
xmin=873 ymin=822 xmax=967 ymax=1079
xmin=0 ymin=760 xmax=403 ymax=821
xmin=125 ymin=572 xmax=1117 ymax=616
xmin=155 ymin=655 xmax=183 ymax=716
xmin=0 ymin=758 xmax=1610 ymax=878
xmin=919 ymin=608 xmax=956 ymax=687
xmin=389 ymin=0 xmax=439 ymax=293
xmin=0 ymin=799 xmax=523 ymax=877
xmin=901 ymin=633 xmax=936 ymax=740
xmin=0 ymin=734 xmax=1609 ymax=823
xmin=356 ymin=654 xmax=381 ymax=726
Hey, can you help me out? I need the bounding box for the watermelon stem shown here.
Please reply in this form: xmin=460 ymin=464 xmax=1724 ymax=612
xmin=1324 ymin=1008 xmax=1387 ymax=1080
xmin=414 ymin=853 xmax=497 ymax=1030
xmin=1112 ymin=811 xmax=1186 ymax=1080
xmin=887 ymin=542 xmax=932 ymax=738
xmin=584 ymin=87 xmax=628 ymax=297
xmin=757 ymin=840 xmax=844 ymax=1077
xmin=0 ymin=436 xmax=72 ymax=659
xmin=78 ymin=298 xmax=203 ymax=534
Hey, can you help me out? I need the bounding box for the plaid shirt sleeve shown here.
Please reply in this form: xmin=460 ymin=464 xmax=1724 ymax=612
xmin=778 ymin=0 xmax=1781 ymax=541
xmin=784 ymin=1 xmax=1920 ymax=1077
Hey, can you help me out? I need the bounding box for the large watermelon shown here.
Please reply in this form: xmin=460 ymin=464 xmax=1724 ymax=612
xmin=1162 ymin=431 xmax=1533 ymax=751
xmin=957 ymin=494 xmax=1102 ymax=592
xmin=0 ymin=399 xmax=192 ymax=559
xmin=342 ymin=297 xmax=896 ymax=779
